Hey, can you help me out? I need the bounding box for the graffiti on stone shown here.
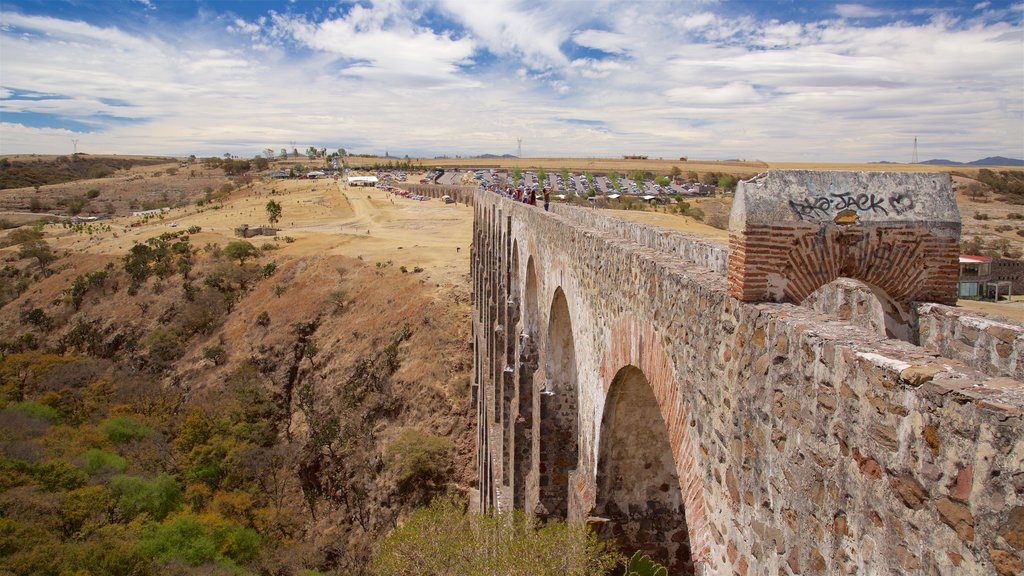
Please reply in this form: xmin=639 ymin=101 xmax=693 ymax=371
xmin=788 ymin=179 xmax=918 ymax=221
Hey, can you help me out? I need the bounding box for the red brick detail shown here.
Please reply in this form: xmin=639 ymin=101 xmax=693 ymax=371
xmin=729 ymin=225 xmax=959 ymax=307
xmin=599 ymin=317 xmax=715 ymax=568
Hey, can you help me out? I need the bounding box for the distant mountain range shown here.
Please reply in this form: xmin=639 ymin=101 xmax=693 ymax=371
xmin=475 ymin=153 xmax=519 ymax=159
xmin=875 ymin=156 xmax=1024 ymax=166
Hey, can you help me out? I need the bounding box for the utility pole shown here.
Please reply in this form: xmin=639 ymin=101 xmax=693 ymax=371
xmin=517 ymin=138 xmax=522 ymax=158
xmin=912 ymin=137 xmax=919 ymax=164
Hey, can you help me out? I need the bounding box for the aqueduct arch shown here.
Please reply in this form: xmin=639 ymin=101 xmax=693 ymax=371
xmin=595 ymin=365 xmax=692 ymax=574
xmin=538 ymin=287 xmax=579 ymax=520
xmin=472 ymin=171 xmax=1023 ymax=575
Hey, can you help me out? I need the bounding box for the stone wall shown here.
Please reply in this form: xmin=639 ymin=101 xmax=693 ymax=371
xmin=472 ymin=179 xmax=1024 ymax=575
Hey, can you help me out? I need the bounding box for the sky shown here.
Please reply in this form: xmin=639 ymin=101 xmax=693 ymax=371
xmin=0 ymin=0 xmax=1022 ymax=162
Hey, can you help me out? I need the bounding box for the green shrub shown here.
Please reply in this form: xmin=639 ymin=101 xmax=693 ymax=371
xmin=33 ymin=460 xmax=88 ymax=491
xmin=101 ymin=415 xmax=155 ymax=444
xmin=138 ymin=512 xmax=260 ymax=566
xmin=385 ymin=429 xmax=451 ymax=491
xmin=82 ymin=448 xmax=127 ymax=474
xmin=109 ymin=473 xmax=181 ymax=521
xmin=5 ymin=400 xmax=61 ymax=423
xmin=373 ymin=497 xmax=620 ymax=576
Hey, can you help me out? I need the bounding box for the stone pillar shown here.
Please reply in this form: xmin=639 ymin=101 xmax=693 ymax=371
xmin=729 ymin=170 xmax=960 ymax=308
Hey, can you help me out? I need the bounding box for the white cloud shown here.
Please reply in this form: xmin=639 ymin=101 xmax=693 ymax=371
xmin=0 ymin=1 xmax=1020 ymax=163
xmin=835 ymin=4 xmax=888 ymax=19
xmin=572 ymin=29 xmax=631 ymax=54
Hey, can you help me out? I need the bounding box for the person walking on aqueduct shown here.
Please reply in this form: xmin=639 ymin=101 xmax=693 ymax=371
xmin=529 ymin=189 xmax=537 ymax=206
xmin=543 ymin=188 xmax=550 ymax=211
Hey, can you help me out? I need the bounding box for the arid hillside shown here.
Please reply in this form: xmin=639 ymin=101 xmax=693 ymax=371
xmin=0 ymin=167 xmax=475 ymax=575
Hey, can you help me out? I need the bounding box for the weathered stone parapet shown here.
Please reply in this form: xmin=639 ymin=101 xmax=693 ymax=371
xmin=915 ymin=302 xmax=1024 ymax=381
xmin=729 ymin=170 xmax=961 ymax=307
xmin=550 ymin=201 xmax=728 ymax=273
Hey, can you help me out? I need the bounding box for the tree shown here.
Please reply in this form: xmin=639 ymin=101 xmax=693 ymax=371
xmin=263 ymin=148 xmax=275 ymax=160
xmin=670 ymin=166 xmax=682 ymax=180
xmin=222 ymin=240 xmax=258 ymax=265
xmin=265 ymin=200 xmax=282 ymax=226
xmin=20 ymin=239 xmax=55 ymax=272
xmin=280 ymin=148 xmax=288 ymax=160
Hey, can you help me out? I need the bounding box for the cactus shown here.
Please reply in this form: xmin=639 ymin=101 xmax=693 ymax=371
xmin=624 ymin=550 xmax=668 ymax=576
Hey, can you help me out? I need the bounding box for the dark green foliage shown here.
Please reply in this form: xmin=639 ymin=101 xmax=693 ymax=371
xmin=122 ymin=232 xmax=193 ymax=292
xmin=33 ymin=460 xmax=89 ymax=491
xmin=109 ymin=474 xmax=181 ymax=520
xmin=101 ymin=415 xmax=155 ymax=443
xmin=19 ymin=239 xmax=55 ymax=272
xmin=976 ymin=168 xmax=1024 ymax=202
xmin=64 ymin=270 xmax=106 ymax=310
xmin=222 ymin=240 xmax=258 ymax=264
xmin=624 ymin=551 xmax=668 ymax=576
xmin=82 ymin=448 xmax=127 ymax=474
xmin=20 ymin=307 xmax=52 ymax=330
xmin=5 ymin=400 xmax=61 ymax=423
xmin=202 ymin=345 xmax=226 ymax=365
xmin=0 ymin=156 xmax=172 ymax=190
xmin=266 ymin=199 xmax=282 ymax=226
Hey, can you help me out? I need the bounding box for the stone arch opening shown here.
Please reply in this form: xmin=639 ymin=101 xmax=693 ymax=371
xmin=524 ymin=256 xmax=539 ymax=335
xmin=513 ymin=253 xmax=538 ymax=509
xmin=802 ymin=277 xmax=914 ymax=341
xmin=510 ymin=241 xmax=520 ymax=297
xmin=595 ymin=365 xmax=692 ymax=575
xmin=538 ymin=287 xmax=579 ymax=520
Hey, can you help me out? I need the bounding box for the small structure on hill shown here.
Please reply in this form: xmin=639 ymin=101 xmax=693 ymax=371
xmin=234 ymin=224 xmax=277 ymax=238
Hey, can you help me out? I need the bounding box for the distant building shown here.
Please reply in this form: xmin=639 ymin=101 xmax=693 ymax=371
xmin=959 ymin=254 xmax=1024 ymax=298
xmin=234 ymin=224 xmax=278 ymax=238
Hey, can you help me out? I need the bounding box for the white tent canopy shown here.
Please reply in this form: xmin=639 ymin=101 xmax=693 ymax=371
xmin=347 ymin=176 xmax=379 ymax=186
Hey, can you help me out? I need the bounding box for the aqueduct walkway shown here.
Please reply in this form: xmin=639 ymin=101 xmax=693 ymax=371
xmin=471 ymin=171 xmax=1024 ymax=575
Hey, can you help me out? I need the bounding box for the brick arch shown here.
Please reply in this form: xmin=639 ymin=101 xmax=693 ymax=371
xmin=728 ymin=170 xmax=960 ymax=309
xmin=596 ymin=365 xmax=693 ymax=573
xmin=596 ymin=318 xmax=714 ymax=570
xmin=779 ymin=228 xmax=927 ymax=305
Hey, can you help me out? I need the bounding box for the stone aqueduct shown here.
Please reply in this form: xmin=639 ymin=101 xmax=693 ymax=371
xmin=470 ymin=171 xmax=1024 ymax=575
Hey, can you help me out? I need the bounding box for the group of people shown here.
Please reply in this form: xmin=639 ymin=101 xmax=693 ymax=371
xmin=495 ymin=186 xmax=551 ymax=211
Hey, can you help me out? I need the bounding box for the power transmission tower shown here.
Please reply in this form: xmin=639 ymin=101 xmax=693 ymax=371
xmin=912 ymin=137 xmax=919 ymax=164
xmin=71 ymin=139 xmax=78 ymax=154
xmin=517 ymin=138 xmax=522 ymax=158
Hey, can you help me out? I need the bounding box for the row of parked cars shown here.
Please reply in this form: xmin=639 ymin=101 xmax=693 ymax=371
xmin=469 ymin=169 xmax=715 ymax=197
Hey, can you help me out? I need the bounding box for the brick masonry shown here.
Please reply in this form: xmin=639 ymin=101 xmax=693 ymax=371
xmin=472 ymin=171 xmax=1024 ymax=575
xmin=729 ymin=171 xmax=960 ymax=307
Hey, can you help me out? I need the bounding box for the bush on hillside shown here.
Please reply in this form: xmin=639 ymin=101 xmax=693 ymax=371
xmin=373 ymin=497 xmax=620 ymax=576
